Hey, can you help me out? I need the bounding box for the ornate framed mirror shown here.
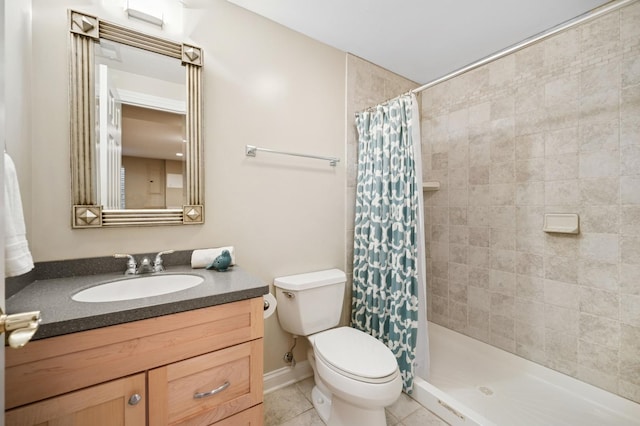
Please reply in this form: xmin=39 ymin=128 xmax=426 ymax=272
xmin=68 ymin=10 xmax=203 ymax=228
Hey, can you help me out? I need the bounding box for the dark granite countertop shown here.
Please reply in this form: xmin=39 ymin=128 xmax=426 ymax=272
xmin=6 ymin=265 xmax=269 ymax=340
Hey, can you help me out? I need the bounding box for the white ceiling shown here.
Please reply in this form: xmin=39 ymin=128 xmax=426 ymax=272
xmin=225 ymin=0 xmax=612 ymax=84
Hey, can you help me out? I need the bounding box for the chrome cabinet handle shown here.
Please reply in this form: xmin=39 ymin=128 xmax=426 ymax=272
xmin=194 ymin=381 xmax=230 ymax=399
xmin=128 ymin=393 xmax=142 ymax=406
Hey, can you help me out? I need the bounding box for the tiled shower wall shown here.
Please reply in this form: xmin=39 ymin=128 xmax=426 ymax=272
xmin=421 ymin=2 xmax=640 ymax=403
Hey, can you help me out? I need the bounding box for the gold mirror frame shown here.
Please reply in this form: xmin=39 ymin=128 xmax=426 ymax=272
xmin=68 ymin=10 xmax=203 ymax=228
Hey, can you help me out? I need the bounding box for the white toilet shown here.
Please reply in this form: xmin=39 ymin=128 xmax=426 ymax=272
xmin=274 ymin=269 xmax=402 ymax=426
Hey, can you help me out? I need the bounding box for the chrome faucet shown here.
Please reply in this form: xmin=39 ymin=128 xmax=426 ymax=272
xmin=153 ymin=250 xmax=175 ymax=272
xmin=114 ymin=254 xmax=137 ymax=275
xmin=114 ymin=250 xmax=175 ymax=274
xmin=137 ymin=257 xmax=154 ymax=274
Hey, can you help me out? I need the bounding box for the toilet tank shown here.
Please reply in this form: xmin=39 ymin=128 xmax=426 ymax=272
xmin=274 ymin=269 xmax=346 ymax=336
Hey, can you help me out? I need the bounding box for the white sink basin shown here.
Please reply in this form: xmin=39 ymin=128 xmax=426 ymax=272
xmin=72 ymin=274 xmax=204 ymax=303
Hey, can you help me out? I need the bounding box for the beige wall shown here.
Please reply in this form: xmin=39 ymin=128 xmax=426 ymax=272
xmin=421 ymin=2 xmax=640 ymax=403
xmin=27 ymin=0 xmax=346 ymax=374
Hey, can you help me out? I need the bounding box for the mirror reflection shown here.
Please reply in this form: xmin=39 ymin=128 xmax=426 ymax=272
xmin=95 ymin=40 xmax=186 ymax=210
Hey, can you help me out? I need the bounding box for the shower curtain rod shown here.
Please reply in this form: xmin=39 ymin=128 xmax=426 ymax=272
xmin=409 ymin=0 xmax=632 ymax=95
xmin=359 ymin=0 xmax=633 ymax=113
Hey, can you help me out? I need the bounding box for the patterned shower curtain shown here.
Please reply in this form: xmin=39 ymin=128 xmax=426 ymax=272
xmin=351 ymin=94 xmax=421 ymax=392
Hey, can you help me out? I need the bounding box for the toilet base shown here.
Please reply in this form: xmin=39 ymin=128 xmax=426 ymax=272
xmin=328 ymin=396 xmax=387 ymax=426
xmin=311 ymin=385 xmax=332 ymax=424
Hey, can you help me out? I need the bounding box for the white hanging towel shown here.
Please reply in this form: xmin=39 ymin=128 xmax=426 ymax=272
xmin=4 ymin=152 xmax=34 ymax=277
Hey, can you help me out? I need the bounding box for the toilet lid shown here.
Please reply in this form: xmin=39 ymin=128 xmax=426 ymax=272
xmin=313 ymin=327 xmax=398 ymax=381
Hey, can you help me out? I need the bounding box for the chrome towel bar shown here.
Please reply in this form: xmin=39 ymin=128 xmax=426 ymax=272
xmin=245 ymin=145 xmax=340 ymax=167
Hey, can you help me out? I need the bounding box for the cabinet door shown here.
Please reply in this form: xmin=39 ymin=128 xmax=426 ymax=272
xmin=5 ymin=374 xmax=145 ymax=426
xmin=148 ymin=340 xmax=263 ymax=425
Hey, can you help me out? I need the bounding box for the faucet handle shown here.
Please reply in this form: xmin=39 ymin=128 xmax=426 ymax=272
xmin=114 ymin=253 xmax=137 ymax=275
xmin=153 ymin=250 xmax=175 ymax=272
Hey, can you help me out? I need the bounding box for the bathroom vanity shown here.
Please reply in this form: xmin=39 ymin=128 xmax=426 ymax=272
xmin=5 ymin=264 xmax=268 ymax=425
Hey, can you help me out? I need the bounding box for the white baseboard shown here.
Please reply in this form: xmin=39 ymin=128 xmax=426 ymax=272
xmin=263 ymin=360 xmax=313 ymax=394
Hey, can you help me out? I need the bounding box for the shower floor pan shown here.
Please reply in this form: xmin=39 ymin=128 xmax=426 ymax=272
xmin=411 ymin=322 xmax=640 ymax=426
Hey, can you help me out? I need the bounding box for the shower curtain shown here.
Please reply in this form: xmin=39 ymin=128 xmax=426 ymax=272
xmin=351 ymin=93 xmax=428 ymax=392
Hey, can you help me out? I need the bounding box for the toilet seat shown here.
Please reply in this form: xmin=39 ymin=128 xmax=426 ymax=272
xmin=312 ymin=327 xmax=399 ymax=384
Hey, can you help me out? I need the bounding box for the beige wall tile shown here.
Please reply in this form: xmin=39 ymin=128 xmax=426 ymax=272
xmin=578 ymin=339 xmax=619 ymax=377
xmin=579 ymin=287 xmax=620 ymax=319
xmin=544 ymin=27 xmax=579 ymax=67
xmin=621 ymin=263 xmax=640 ymax=295
xmin=619 ymin=324 xmax=640 ymax=386
xmin=545 ymin=304 xmax=579 ymax=334
xmin=516 ymin=158 xmax=545 ymax=182
xmin=469 ymin=185 xmax=491 ymax=205
xmin=516 ymin=330 xmax=546 ymax=364
xmin=545 ymin=329 xmax=578 ymax=375
xmin=516 ymin=181 xmax=545 ymax=206
xmin=469 ymin=165 xmax=490 ymax=185
xmin=469 ymin=226 xmax=491 ymax=247
xmin=545 ymin=154 xmax=579 ymax=180
xmin=580 ymin=177 xmax=620 ymax=205
xmin=579 ymin=120 xmax=619 ymax=152
xmin=621 ymin=206 xmax=640 ymax=236
xmin=545 ymin=254 xmax=576 ymax=284
xmin=470 ymin=267 xmax=491 ymax=289
xmin=545 ymin=180 xmax=580 ymax=205
xmin=545 ymin=75 xmax=580 ymax=107
xmin=578 ymin=258 xmax=620 ymax=292
xmin=545 ymin=127 xmax=579 ymax=156
xmin=516 ymin=252 xmax=544 ymax=277
xmin=622 ymin=56 xmax=640 ymax=88
xmin=621 ymin=235 xmax=640 ymax=265
xmin=544 ymin=278 xmax=580 ymax=309
xmin=516 ymin=275 xmax=545 ymax=302
xmin=491 ymin=206 xmax=517 ymax=229
xmin=490 ymin=270 xmax=516 ymax=296
xmin=621 ymin=294 xmax=640 ymax=327
xmin=515 ymin=109 xmax=547 ymax=137
xmin=580 ymin=205 xmax=619 ymax=233
xmin=517 ymin=229 xmax=545 ymax=255
xmin=545 ymin=233 xmax=580 ymax=258
xmin=490 ymin=183 xmax=516 ymax=205
xmin=621 ymin=1 xmax=640 ymax=46
xmin=621 ymin=176 xmax=640 ymax=205
xmin=469 ymin=246 xmax=491 ymax=269
xmin=489 ymin=55 xmax=516 ymax=86
xmin=516 ymin=133 xmax=545 ymax=160
xmin=579 ymin=150 xmax=620 ymax=178
xmin=491 ymin=227 xmax=516 ymax=250
xmin=580 ymin=313 xmax=620 ymax=348
xmin=579 ymin=233 xmax=619 ymax=264
xmin=450 ymin=244 xmax=468 ymax=264
xmin=515 ymin=298 xmax=545 ymax=327
xmin=491 ymin=313 xmax=515 ymax=340
xmin=491 ymin=249 xmax=516 ymax=273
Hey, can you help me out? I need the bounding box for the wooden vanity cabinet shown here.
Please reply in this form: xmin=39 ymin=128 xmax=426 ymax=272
xmin=5 ymin=297 xmax=265 ymax=426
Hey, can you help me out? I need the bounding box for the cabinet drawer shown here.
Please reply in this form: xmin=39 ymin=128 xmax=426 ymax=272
xmin=149 ymin=339 xmax=263 ymax=425
xmin=214 ymin=404 xmax=263 ymax=426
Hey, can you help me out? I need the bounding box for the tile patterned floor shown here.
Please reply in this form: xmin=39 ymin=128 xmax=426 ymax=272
xmin=264 ymin=377 xmax=450 ymax=426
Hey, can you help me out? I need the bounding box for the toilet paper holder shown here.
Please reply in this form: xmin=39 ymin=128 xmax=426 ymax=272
xmin=262 ymin=293 xmax=278 ymax=319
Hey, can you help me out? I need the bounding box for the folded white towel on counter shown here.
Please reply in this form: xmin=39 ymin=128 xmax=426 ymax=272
xmin=4 ymin=152 xmax=34 ymax=277
xmin=191 ymin=246 xmax=236 ymax=268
